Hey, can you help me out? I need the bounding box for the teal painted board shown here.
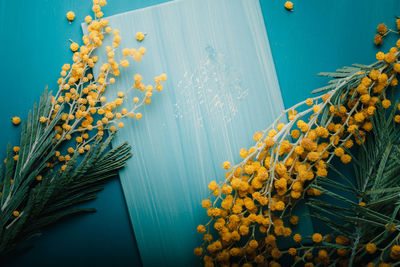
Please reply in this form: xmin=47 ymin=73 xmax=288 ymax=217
xmin=85 ymin=0 xmax=311 ymax=265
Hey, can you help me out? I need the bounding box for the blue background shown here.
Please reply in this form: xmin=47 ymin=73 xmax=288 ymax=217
xmin=1 ymin=0 xmax=399 ymax=266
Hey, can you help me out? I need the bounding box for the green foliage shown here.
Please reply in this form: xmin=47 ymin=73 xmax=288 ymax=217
xmin=307 ymin=103 xmax=400 ymax=266
xmin=0 ymin=89 xmax=132 ymax=257
xmin=312 ymin=61 xmax=384 ymax=95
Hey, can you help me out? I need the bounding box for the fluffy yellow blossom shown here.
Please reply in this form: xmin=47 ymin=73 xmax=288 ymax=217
xmin=92 ymin=4 xmax=101 ymax=12
xmin=159 ymin=73 xmax=167 ymax=81
xmin=360 ymin=94 xmax=370 ymax=104
xmin=85 ymin=15 xmax=92 ymax=23
xmin=201 ymin=199 xmax=211 ymax=209
xmin=313 ymin=105 xmax=321 ymax=113
xmin=288 ymin=247 xmax=297 ymax=256
xmin=366 ymin=243 xmax=377 ymax=254
xmin=374 ymin=34 xmax=383 ymax=46
xmin=239 ymin=148 xmax=248 ymax=158
xmin=222 ymin=161 xmax=231 ymax=170
xmin=382 ymin=99 xmax=391 ymax=109
xmin=271 ymin=248 xmax=282 ymax=259
xmin=377 ymin=23 xmax=387 ymax=35
xmin=239 ymin=225 xmax=249 ymax=236
xmin=284 ymin=1 xmax=293 ymax=10
xmin=318 ymin=249 xmax=328 ymax=259
xmin=221 ymin=184 xmax=232 ymax=194
xmin=264 ymin=136 xmax=275 ymax=147
xmin=334 ymin=147 xmax=344 ymax=157
xmin=253 ymin=131 xmax=263 ymax=141
xmin=208 ymin=181 xmax=218 ymax=191
xmin=354 ymin=112 xmax=365 ymax=123
xmin=378 ymin=73 xmax=388 ymax=83
xmin=312 ymin=233 xmax=323 ymax=243
xmin=197 ymin=224 xmax=206 ymax=233
xmin=66 ymin=11 xmax=75 ymax=21
xmin=315 ymin=126 xmax=329 ymax=138
xmin=391 ymin=245 xmax=400 ymax=259
xmin=340 ymin=154 xmax=352 ymax=164
xmin=294 ymin=145 xmax=304 ymax=155
xmin=291 ymin=129 xmax=300 ymax=139
xmin=367 ymin=106 xmax=376 ymax=116
xmin=369 ymin=69 xmax=380 ymax=80
xmin=307 ymin=151 xmax=319 ymax=162
xmin=289 ymin=215 xmax=299 ymax=225
xmin=335 ymin=235 xmax=349 ymax=245
xmin=249 ymin=240 xmax=258 ymax=249
xmin=11 ymin=116 xmax=21 ymax=125
xmin=293 ymin=233 xmax=302 ymax=243
xmin=376 ymin=52 xmax=385 ymax=61
xmin=362 ymin=122 xmax=373 ymax=131
xmin=384 ymin=52 xmax=397 ymax=63
xmin=120 ymin=60 xmax=130 ymax=68
xmin=301 ymin=138 xmax=316 ymax=151
xmin=305 ymin=98 xmax=313 ymax=106
xmin=138 ymin=47 xmax=146 ymax=55
xmin=194 ymin=247 xmax=203 ymax=256
xmin=274 ymin=201 xmax=285 ymax=211
xmin=394 ymin=63 xmax=400 ymax=73
xmin=70 ymin=42 xmax=79 ymax=52
xmin=136 ymin=32 xmax=145 ymax=41
xmin=39 ymin=116 xmax=47 ymax=123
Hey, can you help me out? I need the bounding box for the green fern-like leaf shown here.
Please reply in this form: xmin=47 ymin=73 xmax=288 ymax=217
xmin=305 ymin=103 xmax=400 ymax=266
xmin=0 ymin=89 xmax=132 ymax=257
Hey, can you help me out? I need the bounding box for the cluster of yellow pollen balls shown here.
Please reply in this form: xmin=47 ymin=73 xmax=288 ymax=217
xmin=9 ymin=0 xmax=166 ymax=175
xmin=195 ymin=38 xmax=400 ymax=267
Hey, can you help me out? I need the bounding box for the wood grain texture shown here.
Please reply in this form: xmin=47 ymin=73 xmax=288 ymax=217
xmin=86 ymin=0 xmax=292 ymax=265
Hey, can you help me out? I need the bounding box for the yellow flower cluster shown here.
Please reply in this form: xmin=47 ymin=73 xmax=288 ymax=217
xmin=9 ymin=1 xmax=166 ymax=172
xmin=195 ymin=37 xmax=400 ymax=266
xmin=374 ymin=24 xmax=387 ymax=46
xmin=284 ymin=1 xmax=293 ymax=11
xmin=11 ymin=116 xmax=21 ymax=125
xmin=66 ymin=11 xmax=75 ymax=22
xmin=374 ymin=22 xmax=400 ymax=47
xmin=136 ymin=32 xmax=145 ymax=41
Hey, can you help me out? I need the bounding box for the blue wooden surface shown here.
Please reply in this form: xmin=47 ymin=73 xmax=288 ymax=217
xmin=0 ymin=0 xmax=399 ymax=266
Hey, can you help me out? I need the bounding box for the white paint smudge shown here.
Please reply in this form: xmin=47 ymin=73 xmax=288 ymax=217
xmin=173 ymin=45 xmax=249 ymax=128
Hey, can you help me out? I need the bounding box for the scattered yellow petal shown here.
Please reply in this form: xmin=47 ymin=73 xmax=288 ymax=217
xmin=11 ymin=116 xmax=21 ymax=125
xmin=136 ymin=32 xmax=145 ymax=41
xmin=284 ymin=1 xmax=293 ymax=11
xmin=66 ymin=11 xmax=75 ymax=21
